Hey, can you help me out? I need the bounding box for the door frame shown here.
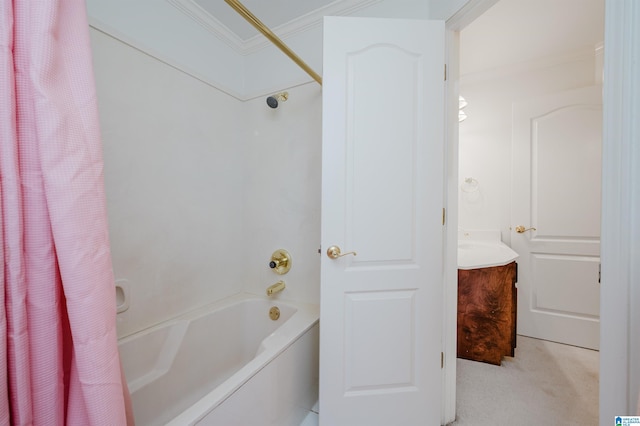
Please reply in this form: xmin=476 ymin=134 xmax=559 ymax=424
xmin=442 ymin=0 xmax=640 ymax=423
xmin=441 ymin=2 xmax=499 ymax=423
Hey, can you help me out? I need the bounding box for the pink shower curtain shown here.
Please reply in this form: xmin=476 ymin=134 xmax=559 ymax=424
xmin=0 ymin=1 xmax=132 ymax=424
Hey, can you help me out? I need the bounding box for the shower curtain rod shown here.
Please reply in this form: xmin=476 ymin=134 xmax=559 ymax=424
xmin=224 ymin=0 xmax=323 ymax=85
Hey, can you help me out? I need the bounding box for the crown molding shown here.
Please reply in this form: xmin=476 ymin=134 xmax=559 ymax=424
xmin=445 ymin=0 xmax=499 ymax=31
xmin=166 ymin=0 xmax=247 ymax=53
xmin=167 ymin=0 xmax=382 ymax=55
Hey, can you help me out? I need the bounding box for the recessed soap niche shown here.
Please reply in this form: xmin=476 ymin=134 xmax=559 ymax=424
xmin=115 ymin=279 xmax=131 ymax=314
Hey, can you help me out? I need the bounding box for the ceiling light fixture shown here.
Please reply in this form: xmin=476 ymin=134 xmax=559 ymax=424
xmin=459 ymin=96 xmax=468 ymax=122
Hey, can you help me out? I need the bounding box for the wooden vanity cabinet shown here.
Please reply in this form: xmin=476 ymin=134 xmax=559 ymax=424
xmin=457 ymin=261 xmax=517 ymax=365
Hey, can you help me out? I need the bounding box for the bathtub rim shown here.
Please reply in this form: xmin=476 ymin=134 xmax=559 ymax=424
xmin=118 ymin=291 xmax=312 ymax=342
xmin=118 ymin=292 xmax=319 ymax=426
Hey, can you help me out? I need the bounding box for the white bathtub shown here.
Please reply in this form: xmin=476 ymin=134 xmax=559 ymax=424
xmin=118 ymin=292 xmax=319 ymax=425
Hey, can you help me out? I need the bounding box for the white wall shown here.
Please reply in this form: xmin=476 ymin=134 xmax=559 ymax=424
xmin=91 ymin=29 xmax=245 ymax=338
xmin=457 ymin=51 xmax=598 ymax=244
xmin=240 ymin=83 xmax=323 ymax=304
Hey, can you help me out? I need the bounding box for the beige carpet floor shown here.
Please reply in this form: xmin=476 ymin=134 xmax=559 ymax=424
xmin=451 ymin=335 xmax=599 ymax=425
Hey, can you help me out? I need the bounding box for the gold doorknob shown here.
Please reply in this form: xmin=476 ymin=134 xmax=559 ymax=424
xmin=515 ymin=225 xmax=537 ymax=233
xmin=326 ymin=245 xmax=357 ymax=259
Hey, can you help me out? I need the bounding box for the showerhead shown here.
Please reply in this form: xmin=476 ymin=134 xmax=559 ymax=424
xmin=266 ymin=96 xmax=278 ymax=108
xmin=266 ymin=92 xmax=288 ymax=109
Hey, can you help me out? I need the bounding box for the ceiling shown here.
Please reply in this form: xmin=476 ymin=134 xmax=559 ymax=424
xmin=168 ymin=0 xmax=381 ymax=53
xmin=193 ymin=0 xmax=339 ymax=41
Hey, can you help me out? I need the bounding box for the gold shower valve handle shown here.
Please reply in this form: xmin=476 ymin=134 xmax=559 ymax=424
xmin=515 ymin=225 xmax=537 ymax=233
xmin=269 ymin=249 xmax=291 ymax=274
xmin=327 ymin=245 xmax=357 ymax=259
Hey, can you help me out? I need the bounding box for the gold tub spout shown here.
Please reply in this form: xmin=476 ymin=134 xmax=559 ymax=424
xmin=266 ymin=280 xmax=286 ymax=296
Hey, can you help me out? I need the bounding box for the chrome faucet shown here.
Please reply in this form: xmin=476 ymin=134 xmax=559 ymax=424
xmin=266 ymin=280 xmax=286 ymax=296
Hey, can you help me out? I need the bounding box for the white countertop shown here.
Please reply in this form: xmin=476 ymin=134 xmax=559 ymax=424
xmin=458 ymin=229 xmax=519 ymax=270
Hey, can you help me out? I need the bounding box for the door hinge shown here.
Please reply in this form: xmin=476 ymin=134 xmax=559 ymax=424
xmin=442 ymin=208 xmax=446 ymax=225
xmin=598 ymin=263 xmax=601 ymax=284
xmin=441 ymin=352 xmax=444 ymax=369
xmin=444 ymin=64 xmax=447 ymax=81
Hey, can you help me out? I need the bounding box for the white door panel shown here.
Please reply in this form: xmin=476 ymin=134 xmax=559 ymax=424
xmin=512 ymin=86 xmax=602 ymax=350
xmin=320 ymin=17 xmax=445 ymax=426
xmin=532 ymin=254 xmax=600 ymax=316
xmin=532 ymin=103 xmax=602 ymax=238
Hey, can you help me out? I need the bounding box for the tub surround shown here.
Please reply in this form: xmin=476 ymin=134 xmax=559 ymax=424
xmin=91 ymin=28 xmax=245 ymax=338
xmin=92 ymin=27 xmax=323 ymax=337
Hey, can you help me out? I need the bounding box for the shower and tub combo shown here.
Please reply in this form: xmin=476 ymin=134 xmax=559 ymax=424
xmin=115 ymin=1 xmax=324 ymax=422
xmin=112 ymin=14 xmax=324 ymax=416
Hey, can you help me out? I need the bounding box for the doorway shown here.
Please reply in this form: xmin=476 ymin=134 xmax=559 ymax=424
xmin=453 ymin=0 xmax=604 ymax=422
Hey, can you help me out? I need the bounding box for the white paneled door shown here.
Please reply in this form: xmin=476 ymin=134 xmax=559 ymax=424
xmin=319 ymin=17 xmax=445 ymax=425
xmin=511 ymin=86 xmax=602 ymax=350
